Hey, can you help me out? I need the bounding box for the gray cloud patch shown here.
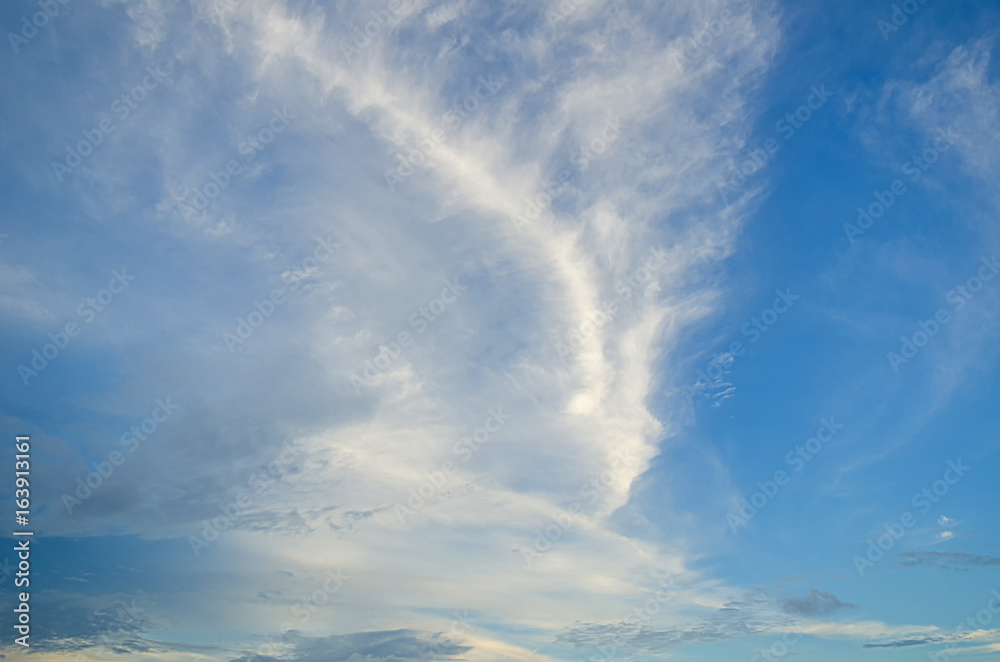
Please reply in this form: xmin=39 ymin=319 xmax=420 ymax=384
xmin=12 ymin=592 xmax=149 ymax=653
xmin=863 ymin=637 xmax=943 ymax=648
xmin=557 ymin=603 xmax=780 ymax=654
xmin=232 ymin=630 xmax=471 ymax=662
xmin=14 ymin=590 xmax=234 ymax=657
xmin=780 ymin=589 xmax=857 ymax=617
xmin=892 ymin=551 xmax=1000 ymax=571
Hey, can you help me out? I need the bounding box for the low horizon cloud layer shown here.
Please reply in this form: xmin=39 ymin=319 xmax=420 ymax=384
xmin=1 ymin=1 xmax=999 ymax=661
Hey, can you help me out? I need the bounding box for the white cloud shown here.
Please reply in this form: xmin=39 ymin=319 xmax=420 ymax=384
xmin=12 ymin=0 xmax=955 ymax=658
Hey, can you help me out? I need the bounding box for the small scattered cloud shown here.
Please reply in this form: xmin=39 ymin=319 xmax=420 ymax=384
xmin=863 ymin=637 xmax=943 ymax=649
xmin=557 ymin=601 xmax=778 ymax=655
xmin=780 ymin=589 xmax=857 ymax=617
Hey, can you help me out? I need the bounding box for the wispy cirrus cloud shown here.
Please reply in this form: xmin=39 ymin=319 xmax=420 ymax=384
xmin=4 ymin=2 xmax=1000 ymax=662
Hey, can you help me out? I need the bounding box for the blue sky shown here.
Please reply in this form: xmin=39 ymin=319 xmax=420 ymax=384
xmin=1 ymin=0 xmax=1000 ymax=661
